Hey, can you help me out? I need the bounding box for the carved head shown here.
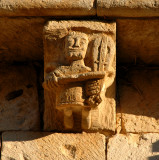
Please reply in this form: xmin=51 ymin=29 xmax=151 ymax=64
xmin=65 ymin=31 xmax=88 ymax=62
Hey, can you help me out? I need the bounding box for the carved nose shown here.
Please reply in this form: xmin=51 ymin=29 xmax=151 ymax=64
xmin=74 ymin=38 xmax=80 ymax=47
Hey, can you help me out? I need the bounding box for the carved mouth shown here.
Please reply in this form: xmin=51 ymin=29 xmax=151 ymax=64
xmin=69 ymin=49 xmax=82 ymax=52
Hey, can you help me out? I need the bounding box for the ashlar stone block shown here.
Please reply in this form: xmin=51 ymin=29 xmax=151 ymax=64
xmin=97 ymin=0 xmax=159 ymax=17
xmin=0 ymin=64 xmax=40 ymax=131
xmin=0 ymin=18 xmax=45 ymax=62
xmin=43 ymin=20 xmax=116 ymax=132
xmin=107 ymin=133 xmax=159 ymax=160
xmin=119 ymin=69 xmax=159 ymax=133
xmin=117 ymin=19 xmax=159 ymax=65
xmin=2 ymin=132 xmax=105 ymax=160
xmin=0 ymin=0 xmax=96 ymax=16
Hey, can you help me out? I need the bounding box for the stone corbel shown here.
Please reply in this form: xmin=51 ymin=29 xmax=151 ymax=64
xmin=43 ymin=21 xmax=116 ymax=132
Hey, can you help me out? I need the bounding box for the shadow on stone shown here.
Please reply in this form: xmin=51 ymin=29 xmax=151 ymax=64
xmin=148 ymin=140 xmax=159 ymax=160
xmin=2 ymin=132 xmax=53 ymax=142
xmin=117 ymin=66 xmax=159 ymax=119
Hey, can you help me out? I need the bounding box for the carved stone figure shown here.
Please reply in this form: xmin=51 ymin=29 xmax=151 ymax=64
xmin=43 ymin=21 xmax=116 ymax=132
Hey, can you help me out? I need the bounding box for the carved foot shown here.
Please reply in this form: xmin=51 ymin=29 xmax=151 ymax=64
xmin=82 ymin=108 xmax=91 ymax=129
xmin=64 ymin=108 xmax=74 ymax=129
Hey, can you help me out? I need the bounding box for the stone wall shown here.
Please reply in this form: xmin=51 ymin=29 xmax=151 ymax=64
xmin=0 ymin=1 xmax=159 ymax=160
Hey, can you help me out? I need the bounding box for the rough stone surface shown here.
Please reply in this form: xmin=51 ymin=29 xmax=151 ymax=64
xmin=0 ymin=64 xmax=40 ymax=131
xmin=117 ymin=19 xmax=159 ymax=65
xmin=43 ymin=20 xmax=116 ymax=132
xmin=0 ymin=0 xmax=96 ymax=16
xmin=107 ymin=133 xmax=159 ymax=160
xmin=2 ymin=132 xmax=105 ymax=160
xmin=0 ymin=18 xmax=45 ymax=62
xmin=119 ymin=69 xmax=159 ymax=133
xmin=1 ymin=18 xmax=158 ymax=65
xmin=97 ymin=0 xmax=159 ymax=17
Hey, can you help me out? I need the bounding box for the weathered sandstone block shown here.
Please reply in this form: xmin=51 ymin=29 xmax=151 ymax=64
xmin=1 ymin=132 xmax=105 ymax=160
xmin=43 ymin=20 xmax=116 ymax=132
xmin=107 ymin=133 xmax=159 ymax=160
xmin=0 ymin=18 xmax=45 ymax=62
xmin=0 ymin=64 xmax=40 ymax=131
xmin=0 ymin=0 xmax=96 ymax=16
xmin=119 ymin=69 xmax=159 ymax=133
xmin=117 ymin=19 xmax=159 ymax=65
xmin=97 ymin=0 xmax=159 ymax=17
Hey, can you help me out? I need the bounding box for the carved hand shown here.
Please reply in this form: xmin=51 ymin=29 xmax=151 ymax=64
xmin=85 ymin=80 xmax=102 ymax=107
xmin=43 ymin=72 xmax=59 ymax=91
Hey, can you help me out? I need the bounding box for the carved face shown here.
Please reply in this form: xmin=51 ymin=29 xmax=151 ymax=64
xmin=65 ymin=32 xmax=88 ymax=61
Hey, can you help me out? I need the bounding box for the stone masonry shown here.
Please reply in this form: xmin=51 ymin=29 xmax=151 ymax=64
xmin=0 ymin=0 xmax=158 ymax=160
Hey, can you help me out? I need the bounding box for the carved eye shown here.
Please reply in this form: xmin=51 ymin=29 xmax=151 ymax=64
xmin=80 ymin=38 xmax=87 ymax=45
xmin=80 ymin=41 xmax=84 ymax=45
xmin=67 ymin=38 xmax=74 ymax=46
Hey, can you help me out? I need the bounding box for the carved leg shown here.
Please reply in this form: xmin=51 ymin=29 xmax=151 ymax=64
xmin=64 ymin=108 xmax=73 ymax=129
xmin=82 ymin=108 xmax=91 ymax=129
